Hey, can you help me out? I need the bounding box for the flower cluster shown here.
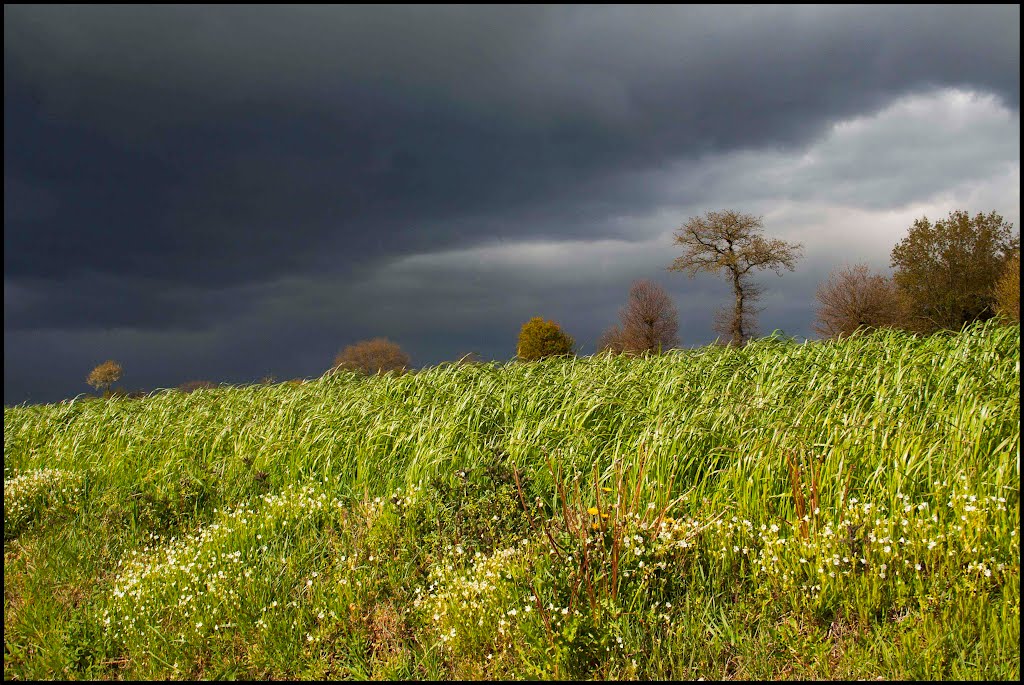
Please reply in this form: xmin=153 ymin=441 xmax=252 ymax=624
xmin=413 ymin=540 xmax=535 ymax=657
xmin=629 ymin=484 xmax=1020 ymax=613
xmin=3 ymin=467 xmax=83 ymax=539
xmin=102 ymin=482 xmax=346 ymax=650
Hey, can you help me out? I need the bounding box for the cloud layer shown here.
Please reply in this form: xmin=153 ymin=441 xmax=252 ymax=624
xmin=4 ymin=6 xmax=1020 ymax=404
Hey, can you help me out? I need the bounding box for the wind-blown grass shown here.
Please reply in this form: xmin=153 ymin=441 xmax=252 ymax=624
xmin=3 ymin=322 xmax=1019 ymax=679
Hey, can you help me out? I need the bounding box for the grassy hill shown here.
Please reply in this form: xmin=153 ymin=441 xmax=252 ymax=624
xmin=4 ymin=323 xmax=1020 ymax=679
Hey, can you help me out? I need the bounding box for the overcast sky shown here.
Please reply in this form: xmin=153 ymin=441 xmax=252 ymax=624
xmin=4 ymin=5 xmax=1020 ymax=405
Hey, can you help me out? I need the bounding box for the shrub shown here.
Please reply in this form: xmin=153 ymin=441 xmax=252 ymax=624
xmin=333 ymin=338 xmax=411 ymax=375
xmin=177 ymin=380 xmax=218 ymax=394
xmin=516 ymin=317 xmax=574 ymax=360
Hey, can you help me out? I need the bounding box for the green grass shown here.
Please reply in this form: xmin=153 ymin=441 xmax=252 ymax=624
xmin=4 ymin=322 xmax=1020 ymax=679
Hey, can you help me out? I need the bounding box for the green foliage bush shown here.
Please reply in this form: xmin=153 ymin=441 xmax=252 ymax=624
xmin=891 ymin=209 xmax=1018 ymax=331
xmin=407 ymin=450 xmax=536 ymax=559
xmin=516 ymin=317 xmax=574 ymax=360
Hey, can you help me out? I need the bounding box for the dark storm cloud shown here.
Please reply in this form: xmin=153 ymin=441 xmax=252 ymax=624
xmin=6 ymin=6 xmax=1018 ymax=286
xmin=3 ymin=5 xmax=1020 ymax=404
xmin=3 ymin=274 xmax=279 ymax=332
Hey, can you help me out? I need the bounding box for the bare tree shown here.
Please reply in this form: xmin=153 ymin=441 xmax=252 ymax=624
xmin=596 ymin=324 xmax=626 ymax=355
xmin=669 ymin=210 xmax=802 ymax=346
xmin=332 ymin=338 xmax=410 ymax=375
xmin=617 ymin=280 xmax=679 ymax=354
xmin=86 ymin=360 xmax=123 ymax=397
xmin=813 ymin=264 xmax=906 ymax=339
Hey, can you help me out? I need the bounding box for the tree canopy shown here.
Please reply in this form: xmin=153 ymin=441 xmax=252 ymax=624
xmin=993 ymin=251 xmax=1020 ymax=323
xmin=890 ymin=210 xmax=1018 ymax=332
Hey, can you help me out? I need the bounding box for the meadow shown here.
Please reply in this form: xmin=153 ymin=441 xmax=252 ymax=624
xmin=3 ymin=322 xmax=1020 ymax=680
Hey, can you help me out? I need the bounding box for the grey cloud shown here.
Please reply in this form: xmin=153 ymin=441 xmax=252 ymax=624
xmin=3 ymin=274 xmax=278 ymax=332
xmin=4 ymin=6 xmax=1019 ymax=404
xmin=6 ymin=6 xmax=1019 ymax=124
xmin=638 ymin=90 xmax=1020 ymax=224
xmin=6 ymin=6 xmax=1018 ymax=292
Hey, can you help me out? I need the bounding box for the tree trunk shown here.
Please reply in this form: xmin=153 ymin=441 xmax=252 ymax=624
xmin=731 ymin=268 xmax=745 ymax=346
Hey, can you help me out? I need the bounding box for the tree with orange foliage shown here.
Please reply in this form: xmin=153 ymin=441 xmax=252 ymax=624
xmin=993 ymin=251 xmax=1020 ymax=323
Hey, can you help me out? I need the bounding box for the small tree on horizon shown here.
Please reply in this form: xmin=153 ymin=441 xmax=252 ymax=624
xmin=669 ymin=210 xmax=802 ymax=346
xmin=333 ymin=338 xmax=410 ymax=375
xmin=600 ymin=280 xmax=680 ymax=354
xmin=619 ymin=279 xmax=680 ymax=354
xmin=813 ymin=263 xmax=907 ymax=339
xmin=86 ymin=360 xmax=123 ymax=397
xmin=454 ymin=352 xmax=485 ymax=365
xmin=516 ymin=317 xmax=574 ymax=360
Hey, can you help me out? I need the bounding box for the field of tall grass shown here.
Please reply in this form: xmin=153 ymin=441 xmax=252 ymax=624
xmin=4 ymin=322 xmax=1020 ymax=679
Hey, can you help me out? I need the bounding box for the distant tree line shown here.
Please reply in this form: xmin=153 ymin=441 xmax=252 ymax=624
xmin=814 ymin=210 xmax=1018 ymax=339
xmin=83 ymin=208 xmax=1018 ymax=397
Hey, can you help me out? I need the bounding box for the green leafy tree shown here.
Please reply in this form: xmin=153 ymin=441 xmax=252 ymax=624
xmin=516 ymin=317 xmax=574 ymax=360
xmin=86 ymin=360 xmax=123 ymax=397
xmin=333 ymin=338 xmax=411 ymax=375
xmin=670 ymin=210 xmax=802 ymax=346
xmin=890 ymin=210 xmax=1019 ymax=332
